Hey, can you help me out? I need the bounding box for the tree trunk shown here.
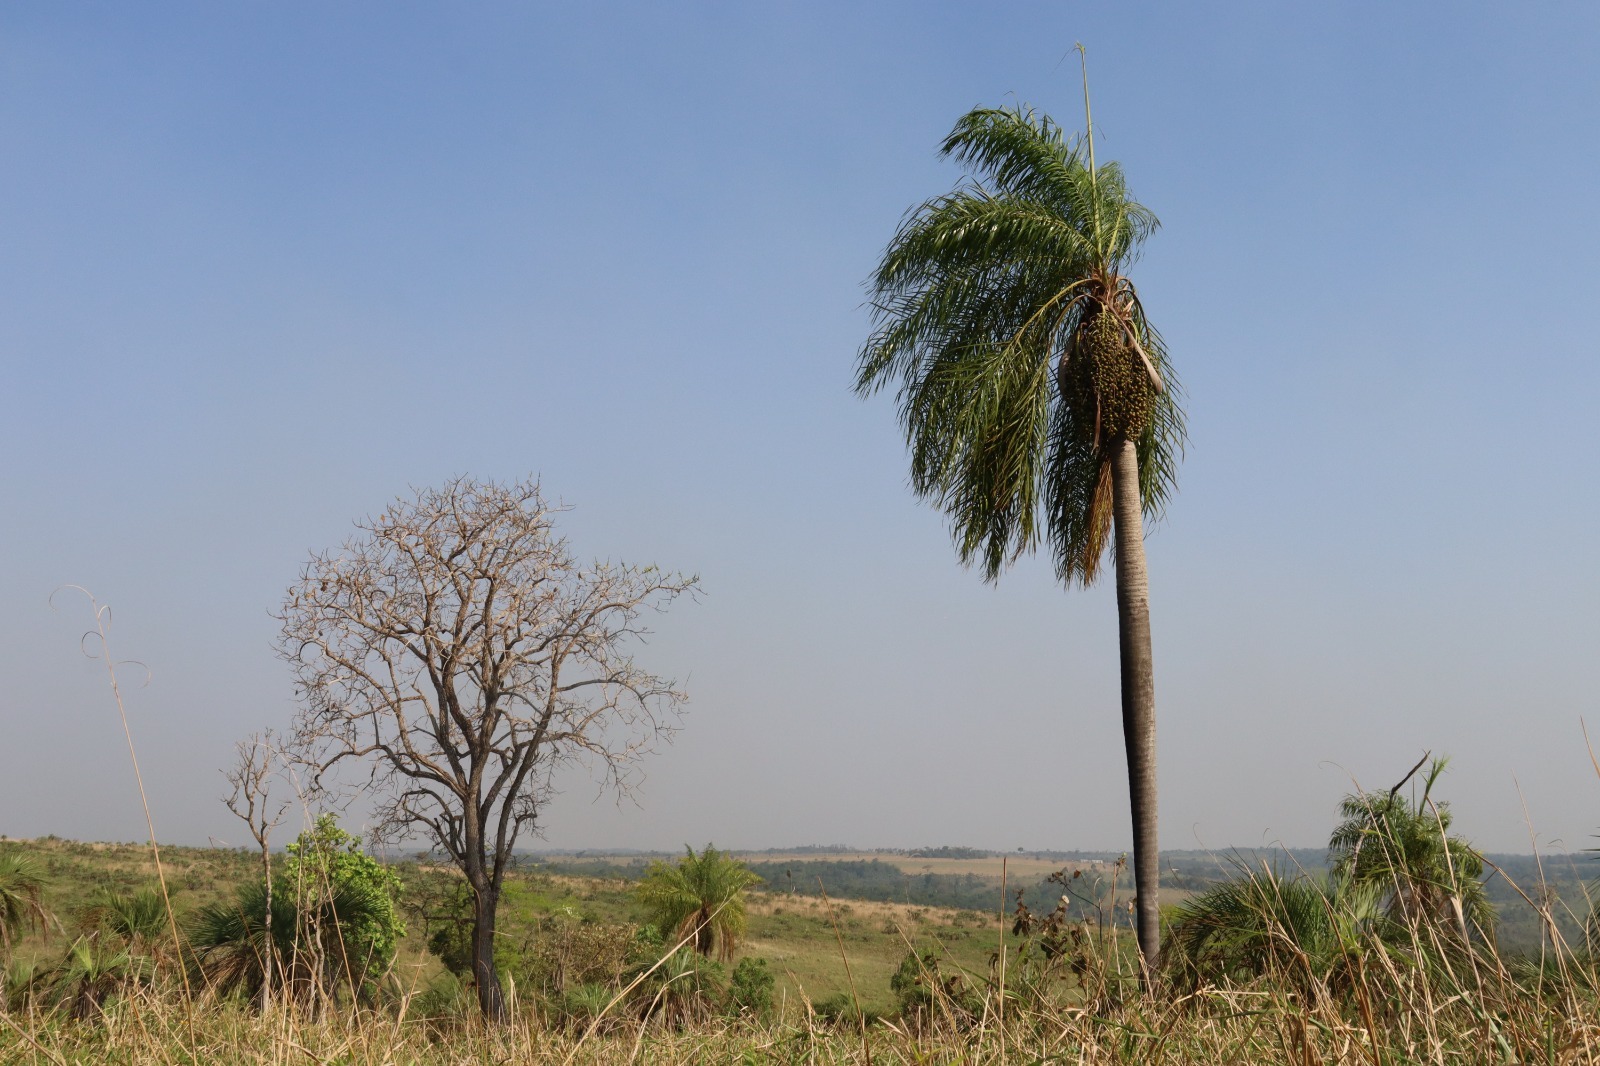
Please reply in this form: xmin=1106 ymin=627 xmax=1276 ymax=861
xmin=472 ymin=880 xmax=506 ymax=1021
xmin=1111 ymin=437 xmax=1161 ymax=973
xmin=260 ymin=842 xmax=274 ymax=1012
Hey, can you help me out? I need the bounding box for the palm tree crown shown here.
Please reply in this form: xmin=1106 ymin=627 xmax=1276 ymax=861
xmin=855 ymin=104 xmax=1184 ymax=584
xmin=636 ymin=845 xmax=761 ymax=962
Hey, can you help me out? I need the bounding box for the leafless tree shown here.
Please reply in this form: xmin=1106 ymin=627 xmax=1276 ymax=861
xmin=222 ymin=730 xmax=290 ymax=1008
xmin=276 ymin=477 xmax=697 ymax=1020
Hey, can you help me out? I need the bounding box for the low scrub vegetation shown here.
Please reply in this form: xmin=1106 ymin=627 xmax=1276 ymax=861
xmin=5 ymin=763 xmax=1600 ymax=1062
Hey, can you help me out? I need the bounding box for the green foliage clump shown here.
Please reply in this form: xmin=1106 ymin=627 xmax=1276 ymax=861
xmin=188 ymin=815 xmax=404 ymax=1005
xmin=519 ymin=917 xmax=640 ymax=996
xmin=1328 ymin=758 xmax=1492 ymax=935
xmin=1166 ymin=759 xmax=1495 ymax=997
xmin=813 ymin=990 xmax=883 ymax=1027
xmin=635 ymin=948 xmax=727 ymax=1026
xmin=0 ymin=847 xmax=47 ymax=956
xmin=282 ymin=814 xmax=406 ymax=974
xmin=889 ymin=950 xmax=981 ymax=1026
xmin=727 ymin=956 xmax=774 ymax=1017
xmin=1163 ymin=865 xmax=1384 ymax=998
xmin=636 ymin=845 xmax=760 ymax=961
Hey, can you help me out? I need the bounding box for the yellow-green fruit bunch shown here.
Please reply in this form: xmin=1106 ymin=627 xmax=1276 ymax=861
xmin=1075 ymin=310 xmax=1153 ymax=442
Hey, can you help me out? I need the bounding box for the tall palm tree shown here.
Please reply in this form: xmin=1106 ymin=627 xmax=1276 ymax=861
xmin=855 ymin=94 xmax=1183 ymax=967
xmin=636 ymin=845 xmax=761 ymax=962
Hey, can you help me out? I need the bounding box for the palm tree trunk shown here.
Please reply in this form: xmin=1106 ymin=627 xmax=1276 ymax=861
xmin=1111 ymin=437 xmax=1160 ymax=973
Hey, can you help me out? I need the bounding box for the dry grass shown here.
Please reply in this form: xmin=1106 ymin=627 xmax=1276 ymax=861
xmin=5 ymin=954 xmax=1600 ymax=1065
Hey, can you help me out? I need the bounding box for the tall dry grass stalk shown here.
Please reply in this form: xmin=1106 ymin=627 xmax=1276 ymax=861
xmin=50 ymin=588 xmax=190 ymax=1008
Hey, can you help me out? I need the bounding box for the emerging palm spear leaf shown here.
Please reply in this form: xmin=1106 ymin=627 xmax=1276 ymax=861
xmin=856 ymin=98 xmax=1184 ymax=967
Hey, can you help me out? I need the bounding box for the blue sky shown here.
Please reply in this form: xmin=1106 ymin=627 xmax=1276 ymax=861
xmin=2 ymin=3 xmax=1597 ymax=857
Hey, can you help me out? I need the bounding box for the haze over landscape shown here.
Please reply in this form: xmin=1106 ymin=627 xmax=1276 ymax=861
xmin=3 ymin=2 xmax=1598 ymax=859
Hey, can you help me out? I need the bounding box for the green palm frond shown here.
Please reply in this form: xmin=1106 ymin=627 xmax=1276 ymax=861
xmin=1328 ymin=759 xmax=1495 ymax=936
xmin=50 ymin=934 xmax=150 ymax=1019
xmin=1165 ymin=864 xmax=1388 ymax=995
xmin=0 ymin=848 xmax=47 ymax=957
xmin=189 ymin=876 xmax=397 ymax=1004
xmin=91 ymin=887 xmax=170 ymax=949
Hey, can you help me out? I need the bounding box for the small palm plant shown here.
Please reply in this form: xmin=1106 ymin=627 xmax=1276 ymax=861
xmin=50 ymin=934 xmax=150 ymax=1020
xmin=189 ymin=876 xmax=397 ymax=1007
xmin=635 ymin=845 xmax=761 ymax=962
xmin=1164 ymin=863 xmax=1386 ymax=1000
xmin=89 ymin=887 xmax=173 ymax=964
xmin=1328 ymin=758 xmax=1493 ymax=939
xmin=0 ymin=847 xmax=48 ymax=959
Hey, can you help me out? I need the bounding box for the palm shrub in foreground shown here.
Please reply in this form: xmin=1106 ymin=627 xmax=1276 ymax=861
xmin=189 ymin=876 xmax=399 ymax=1006
xmin=0 ymin=846 xmax=48 ymax=959
xmin=1163 ymin=865 xmax=1388 ymax=1000
xmin=1165 ymin=761 xmax=1500 ymax=1006
xmin=48 ymin=934 xmax=151 ymax=1020
xmin=87 ymin=886 xmax=173 ymax=964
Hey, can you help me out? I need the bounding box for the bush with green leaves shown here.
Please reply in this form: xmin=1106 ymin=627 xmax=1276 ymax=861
xmin=281 ymin=815 xmax=406 ymax=975
xmin=1163 ymin=864 xmax=1386 ymax=999
xmin=49 ymin=934 xmax=152 ymax=1020
xmin=630 ymin=948 xmax=726 ymax=1027
xmin=1329 ymin=758 xmax=1493 ymax=938
xmin=726 ymin=956 xmax=774 ymax=1017
xmin=188 ymin=816 xmax=404 ymax=1006
xmin=519 ymin=916 xmax=640 ymax=996
xmin=813 ymin=990 xmax=883 ymax=1027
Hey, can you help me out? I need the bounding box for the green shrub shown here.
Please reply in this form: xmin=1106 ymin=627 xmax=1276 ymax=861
xmin=726 ymin=956 xmax=774 ymax=1017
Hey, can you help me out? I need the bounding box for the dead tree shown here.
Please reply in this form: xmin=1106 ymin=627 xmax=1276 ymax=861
xmin=276 ymin=476 xmax=696 ymax=1021
xmin=223 ymin=730 xmax=289 ymax=1008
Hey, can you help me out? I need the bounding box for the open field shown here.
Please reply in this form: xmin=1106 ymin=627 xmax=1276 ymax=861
xmin=0 ymin=837 xmax=1041 ymax=1016
xmin=6 ymin=837 xmax=1600 ymax=1063
xmin=7 ymin=836 xmax=1600 ymax=1063
xmin=732 ymin=849 xmax=1113 ymax=881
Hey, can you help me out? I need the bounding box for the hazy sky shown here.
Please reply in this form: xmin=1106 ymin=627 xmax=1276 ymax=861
xmin=3 ymin=3 xmax=1598 ymax=858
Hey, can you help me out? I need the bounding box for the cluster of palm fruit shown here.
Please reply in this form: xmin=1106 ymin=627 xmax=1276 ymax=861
xmin=1058 ymin=306 xmax=1154 ymax=443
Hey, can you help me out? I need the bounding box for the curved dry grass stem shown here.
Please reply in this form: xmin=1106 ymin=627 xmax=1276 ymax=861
xmin=50 ymin=587 xmax=190 ymax=1011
